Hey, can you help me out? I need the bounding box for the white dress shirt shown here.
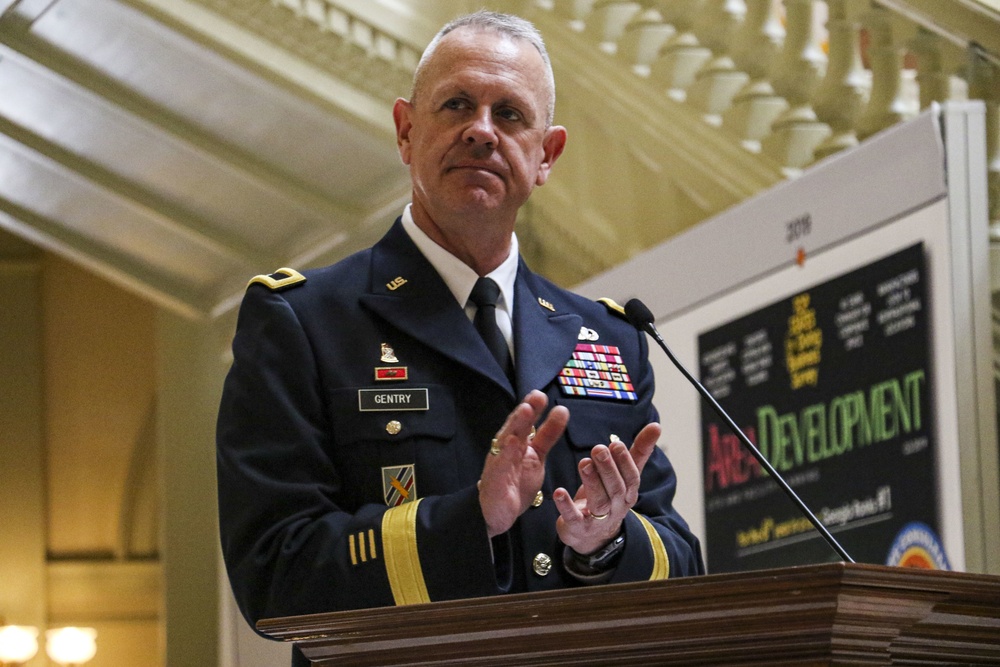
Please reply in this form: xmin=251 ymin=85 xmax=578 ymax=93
xmin=401 ymin=204 xmax=518 ymax=361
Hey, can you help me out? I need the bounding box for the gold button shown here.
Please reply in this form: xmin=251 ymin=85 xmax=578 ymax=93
xmin=531 ymin=490 xmax=544 ymax=507
xmin=533 ymin=553 xmax=552 ymax=576
xmin=386 ymin=420 xmax=402 ymax=435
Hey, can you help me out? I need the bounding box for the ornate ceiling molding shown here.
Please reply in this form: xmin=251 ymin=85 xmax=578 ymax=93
xmin=187 ymin=0 xmax=421 ymax=105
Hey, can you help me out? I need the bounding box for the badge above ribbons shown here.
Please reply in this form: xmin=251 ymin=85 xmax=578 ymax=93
xmin=383 ymin=465 xmax=417 ymax=507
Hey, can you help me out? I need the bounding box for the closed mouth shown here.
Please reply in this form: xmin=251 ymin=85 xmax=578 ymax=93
xmin=451 ymin=164 xmax=499 ymax=175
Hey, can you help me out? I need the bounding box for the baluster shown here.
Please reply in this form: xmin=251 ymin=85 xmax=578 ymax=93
xmin=812 ymin=0 xmax=869 ymax=160
xmin=722 ymin=0 xmax=787 ymax=151
xmin=687 ymin=0 xmax=750 ymax=124
xmin=584 ymin=0 xmax=645 ymax=53
xmin=551 ymin=0 xmax=600 ymax=27
xmin=909 ymin=29 xmax=968 ymax=110
xmin=348 ymin=19 xmax=380 ymax=80
xmin=692 ymin=1 xmax=746 ymax=57
xmin=273 ymin=0 xmax=301 ymax=14
xmin=394 ymin=44 xmax=421 ymax=95
xmin=301 ymin=0 xmax=327 ymax=26
xmin=761 ymin=0 xmax=831 ymax=173
xmin=327 ymin=11 xmax=370 ymax=75
xmin=855 ymin=7 xmax=919 ymax=140
xmin=618 ymin=8 xmax=676 ymax=76
xmin=968 ymin=51 xmax=1000 ymax=232
xmin=649 ymin=0 xmax=713 ymax=101
xmin=731 ymin=0 xmax=784 ymax=75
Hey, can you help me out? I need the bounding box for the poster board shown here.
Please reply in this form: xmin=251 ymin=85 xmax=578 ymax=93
xmin=577 ymin=103 xmax=999 ymax=574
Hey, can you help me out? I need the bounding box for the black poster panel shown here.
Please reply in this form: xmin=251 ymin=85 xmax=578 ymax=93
xmin=698 ymin=243 xmax=937 ymax=572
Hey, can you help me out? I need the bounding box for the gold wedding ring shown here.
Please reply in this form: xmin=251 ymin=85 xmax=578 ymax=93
xmin=590 ymin=512 xmax=609 ymax=520
xmin=489 ymin=438 xmax=501 ymax=456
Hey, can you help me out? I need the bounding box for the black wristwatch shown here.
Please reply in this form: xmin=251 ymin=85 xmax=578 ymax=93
xmin=567 ymin=530 xmax=626 ymax=576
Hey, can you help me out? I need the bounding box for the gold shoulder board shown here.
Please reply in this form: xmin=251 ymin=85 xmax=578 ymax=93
xmin=597 ymin=297 xmax=627 ymax=320
xmin=247 ymin=267 xmax=306 ymax=291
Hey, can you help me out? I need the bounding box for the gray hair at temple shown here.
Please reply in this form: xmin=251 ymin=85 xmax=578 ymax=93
xmin=411 ymin=11 xmax=557 ymax=127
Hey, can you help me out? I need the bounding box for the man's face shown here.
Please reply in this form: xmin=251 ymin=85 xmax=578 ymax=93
xmin=393 ymin=28 xmax=566 ymax=234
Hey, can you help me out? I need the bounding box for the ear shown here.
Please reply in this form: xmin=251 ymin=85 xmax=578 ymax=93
xmin=535 ymin=125 xmax=567 ymax=186
xmin=392 ymin=98 xmax=414 ymax=165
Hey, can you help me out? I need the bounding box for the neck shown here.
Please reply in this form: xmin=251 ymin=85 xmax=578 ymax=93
xmin=410 ymin=201 xmax=514 ymax=276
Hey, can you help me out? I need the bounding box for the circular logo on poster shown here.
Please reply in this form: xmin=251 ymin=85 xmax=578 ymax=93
xmin=885 ymin=522 xmax=950 ymax=570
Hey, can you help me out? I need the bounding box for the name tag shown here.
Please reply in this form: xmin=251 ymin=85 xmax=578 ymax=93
xmin=358 ymin=388 xmax=429 ymax=411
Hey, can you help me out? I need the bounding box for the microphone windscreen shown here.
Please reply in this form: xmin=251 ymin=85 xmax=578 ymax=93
xmin=624 ymin=298 xmax=655 ymax=331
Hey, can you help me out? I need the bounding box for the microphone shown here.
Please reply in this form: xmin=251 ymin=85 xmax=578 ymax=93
xmin=624 ymin=298 xmax=854 ymax=563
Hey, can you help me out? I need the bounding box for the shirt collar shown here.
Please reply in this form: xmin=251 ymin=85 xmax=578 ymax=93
xmin=401 ymin=204 xmax=518 ymax=314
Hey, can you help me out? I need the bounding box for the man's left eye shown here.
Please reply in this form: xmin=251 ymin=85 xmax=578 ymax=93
xmin=496 ymin=108 xmax=522 ymax=122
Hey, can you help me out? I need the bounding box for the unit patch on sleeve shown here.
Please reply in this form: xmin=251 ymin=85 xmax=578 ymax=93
xmin=382 ymin=464 xmax=417 ymax=507
xmin=558 ymin=343 xmax=638 ymax=401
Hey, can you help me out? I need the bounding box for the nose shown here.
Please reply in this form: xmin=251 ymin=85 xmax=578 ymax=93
xmin=462 ymin=106 xmax=497 ymax=149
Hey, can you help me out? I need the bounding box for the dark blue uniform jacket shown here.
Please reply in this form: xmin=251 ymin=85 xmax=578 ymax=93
xmin=217 ymin=220 xmax=704 ymax=653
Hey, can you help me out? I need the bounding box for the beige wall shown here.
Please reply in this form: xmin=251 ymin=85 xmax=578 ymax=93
xmin=0 ymin=232 xmax=47 ymax=665
xmin=1 ymin=232 xmax=170 ymax=666
xmin=42 ymin=255 xmax=158 ymax=558
xmin=157 ymin=310 xmax=223 ymax=667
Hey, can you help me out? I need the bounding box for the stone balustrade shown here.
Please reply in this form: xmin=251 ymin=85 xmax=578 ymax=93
xmin=261 ymin=0 xmax=997 ymax=236
xmin=231 ymin=0 xmax=422 ymax=101
xmin=544 ymin=0 xmax=1000 ymax=235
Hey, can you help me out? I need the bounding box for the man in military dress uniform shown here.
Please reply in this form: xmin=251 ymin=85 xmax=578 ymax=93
xmin=217 ymin=11 xmax=704 ymax=664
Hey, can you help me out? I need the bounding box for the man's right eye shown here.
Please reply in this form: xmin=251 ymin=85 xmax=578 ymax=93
xmin=443 ymin=98 xmax=468 ymax=110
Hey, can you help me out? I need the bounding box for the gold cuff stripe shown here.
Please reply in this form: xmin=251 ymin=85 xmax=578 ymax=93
xmin=349 ymin=530 xmax=380 ymax=565
xmin=382 ymin=499 xmax=430 ymax=605
xmin=247 ymin=267 xmax=306 ymax=290
xmin=633 ymin=510 xmax=670 ymax=580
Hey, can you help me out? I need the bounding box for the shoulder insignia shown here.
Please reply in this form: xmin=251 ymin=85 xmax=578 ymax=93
xmin=597 ymin=297 xmax=628 ymax=320
xmin=247 ymin=267 xmax=306 ymax=292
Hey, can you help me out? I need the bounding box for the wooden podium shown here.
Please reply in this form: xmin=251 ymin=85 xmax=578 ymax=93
xmin=258 ymin=563 xmax=1000 ymax=665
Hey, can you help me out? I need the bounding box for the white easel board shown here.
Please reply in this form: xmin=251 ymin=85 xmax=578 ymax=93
xmin=578 ymin=103 xmax=998 ymax=574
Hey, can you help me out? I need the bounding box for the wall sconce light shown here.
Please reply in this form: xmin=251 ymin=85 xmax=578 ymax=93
xmin=45 ymin=628 xmax=97 ymax=666
xmin=0 ymin=625 xmax=97 ymax=666
xmin=0 ymin=625 xmax=39 ymax=666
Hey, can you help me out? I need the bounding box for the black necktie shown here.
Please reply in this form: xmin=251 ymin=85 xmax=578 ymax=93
xmin=469 ymin=277 xmax=513 ymax=381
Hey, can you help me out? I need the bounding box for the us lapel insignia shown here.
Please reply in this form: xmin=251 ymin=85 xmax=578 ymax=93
xmin=382 ymin=464 xmax=416 ymax=507
xmin=387 ymin=276 xmax=408 ymax=291
xmin=578 ymin=326 xmax=599 ymax=341
xmin=538 ymin=297 xmax=555 ymax=311
xmin=375 ymin=366 xmax=409 ymax=381
xmin=558 ymin=343 xmax=638 ymax=401
xmin=380 ymin=343 xmax=399 ymax=363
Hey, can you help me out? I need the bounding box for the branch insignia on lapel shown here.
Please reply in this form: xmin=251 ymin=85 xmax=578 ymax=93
xmin=247 ymin=267 xmax=306 ymax=291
